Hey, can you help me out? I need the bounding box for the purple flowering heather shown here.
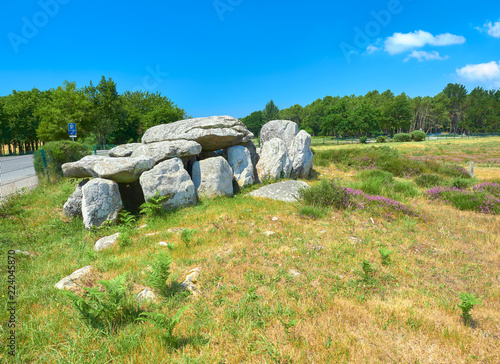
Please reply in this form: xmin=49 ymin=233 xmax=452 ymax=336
xmin=344 ymin=187 xmax=417 ymax=216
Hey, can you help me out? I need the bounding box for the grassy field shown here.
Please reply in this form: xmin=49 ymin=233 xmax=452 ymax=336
xmin=1 ymin=138 xmax=499 ymax=363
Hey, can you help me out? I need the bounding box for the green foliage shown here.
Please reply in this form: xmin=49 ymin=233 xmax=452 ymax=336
xmin=60 ymin=274 xmax=140 ymax=332
xmin=297 ymin=205 xmax=327 ymax=219
xmin=262 ymin=100 xmax=280 ymax=123
xmin=411 ymin=130 xmax=426 ymax=141
xmin=448 ymin=177 xmax=476 ymax=189
xmin=33 ymin=141 xmax=86 ymax=180
xmin=118 ymin=231 xmax=132 ymax=248
xmin=354 ymin=169 xmax=418 ymax=200
xmin=359 ymin=136 xmax=368 ymax=144
xmin=140 ymin=192 xmax=167 ymax=217
xmin=147 ymin=253 xmax=173 ymax=294
xmin=360 ymin=260 xmax=376 ymax=283
xmin=393 ymin=133 xmax=412 ymax=142
xmin=414 ymin=174 xmax=444 ymax=188
xmin=181 ymin=229 xmax=197 ymax=246
xmin=299 ymin=179 xmax=350 ymax=209
xmin=378 ymin=247 xmax=393 ymax=266
xmin=457 ymin=292 xmax=481 ymax=326
xmin=119 ymin=210 xmax=137 ymax=229
xmin=241 ymin=110 xmax=264 ymax=136
xmin=376 ymin=136 xmax=386 ymax=143
xmin=138 ymin=305 xmax=191 ymax=348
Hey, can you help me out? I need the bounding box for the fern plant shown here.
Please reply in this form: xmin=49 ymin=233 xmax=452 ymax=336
xmin=119 ymin=210 xmax=137 ymax=228
xmin=138 ymin=305 xmax=191 ymax=348
xmin=140 ymin=191 xmax=169 ymax=217
xmin=147 ymin=253 xmax=173 ymax=294
xmin=61 ymin=274 xmax=141 ymax=331
xmin=378 ymin=247 xmax=393 ymax=266
xmin=360 ymin=260 xmax=376 ymax=283
xmin=458 ymin=292 xmax=482 ymax=326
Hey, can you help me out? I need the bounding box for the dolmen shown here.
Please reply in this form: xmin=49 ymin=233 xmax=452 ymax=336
xmin=61 ymin=116 xmax=314 ymax=229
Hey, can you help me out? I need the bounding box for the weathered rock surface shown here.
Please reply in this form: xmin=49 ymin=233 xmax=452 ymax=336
xmin=227 ymin=145 xmax=254 ymax=187
xmin=94 ymin=233 xmax=121 ymax=251
xmin=139 ymin=158 xmax=197 ymax=210
xmin=62 ymin=155 xmax=155 ymax=183
xmin=180 ymin=267 xmax=201 ymax=295
xmin=136 ymin=288 xmax=156 ymax=303
xmin=256 ymin=138 xmax=292 ymax=181
xmin=109 ymin=143 xmax=142 ymax=157
xmin=130 ymin=140 xmax=202 ymax=164
xmin=260 ymin=120 xmax=298 ymax=148
xmin=249 ymin=180 xmax=310 ymax=202
xmin=82 ymin=178 xmax=123 ymax=229
xmin=141 ymin=115 xmax=254 ymax=151
xmin=192 ymin=157 xmax=234 ymax=198
xmin=289 ymin=130 xmax=313 ymax=178
xmin=239 ymin=141 xmax=260 ymax=183
xmin=63 ymin=179 xmax=89 ymax=218
xmin=54 ymin=265 xmax=93 ymax=290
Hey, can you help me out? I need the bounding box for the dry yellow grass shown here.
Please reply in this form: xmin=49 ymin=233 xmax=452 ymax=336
xmin=1 ymin=138 xmax=499 ymax=363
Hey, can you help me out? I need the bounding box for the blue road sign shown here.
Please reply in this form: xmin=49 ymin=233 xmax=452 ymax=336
xmin=68 ymin=123 xmax=77 ymax=136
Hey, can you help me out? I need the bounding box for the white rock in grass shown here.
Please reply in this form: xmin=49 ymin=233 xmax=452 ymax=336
xmin=180 ymin=267 xmax=201 ymax=295
xmin=289 ymin=130 xmax=313 ymax=179
xmin=82 ymin=178 xmax=123 ymax=229
xmin=94 ymin=233 xmax=121 ymax=251
xmin=136 ymin=288 xmax=156 ymax=303
xmin=54 ymin=265 xmax=93 ymax=290
xmin=256 ymin=138 xmax=292 ymax=181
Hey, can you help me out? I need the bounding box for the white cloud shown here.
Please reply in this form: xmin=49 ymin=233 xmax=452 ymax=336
xmin=384 ymin=30 xmax=465 ymax=54
xmin=483 ymin=21 xmax=500 ymax=38
xmin=404 ymin=50 xmax=449 ymax=62
xmin=456 ymin=61 xmax=500 ymax=85
xmin=366 ymin=45 xmax=380 ymax=54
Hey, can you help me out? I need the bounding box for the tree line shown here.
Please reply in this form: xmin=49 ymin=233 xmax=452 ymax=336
xmin=0 ymin=76 xmax=186 ymax=155
xmin=241 ymin=84 xmax=500 ymax=137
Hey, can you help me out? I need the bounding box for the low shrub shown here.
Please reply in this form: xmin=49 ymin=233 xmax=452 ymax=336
xmin=440 ymin=164 xmax=471 ymax=179
xmin=33 ymin=141 xmax=87 ymax=180
xmin=61 ymin=274 xmax=141 ymax=332
xmin=414 ymin=174 xmax=444 ymax=188
xmin=147 ymin=253 xmax=173 ymax=295
xmin=411 ymin=130 xmax=427 ymax=141
xmin=376 ymin=136 xmax=386 ymax=143
xmin=448 ymin=177 xmax=476 ymax=189
xmin=393 ymin=133 xmax=412 ymax=142
xmin=298 ymin=205 xmax=327 ymax=219
xmin=359 ymin=136 xmax=368 ymax=144
xmin=426 ymin=183 xmax=500 ymax=214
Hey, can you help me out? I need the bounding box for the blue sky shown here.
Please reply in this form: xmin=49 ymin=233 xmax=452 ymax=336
xmin=1 ymin=0 xmax=499 ymax=118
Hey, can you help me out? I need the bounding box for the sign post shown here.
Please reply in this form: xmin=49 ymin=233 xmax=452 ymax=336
xmin=68 ymin=123 xmax=77 ymax=141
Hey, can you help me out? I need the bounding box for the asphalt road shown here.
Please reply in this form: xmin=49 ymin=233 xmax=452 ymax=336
xmin=0 ymin=154 xmax=36 ymax=185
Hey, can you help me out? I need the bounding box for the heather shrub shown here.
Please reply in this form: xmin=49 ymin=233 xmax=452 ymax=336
xmin=393 ymin=133 xmax=412 ymax=142
xmin=410 ymin=130 xmax=426 ymax=141
xmin=414 ymin=174 xmax=444 ymax=188
xmin=359 ymin=136 xmax=368 ymax=144
xmin=299 ymin=179 xmax=352 ymax=209
xmin=426 ymin=184 xmax=500 ymax=214
xmin=448 ymin=176 xmax=476 ymax=189
xmin=440 ymin=164 xmax=471 ymax=179
xmin=376 ymin=136 xmax=386 ymax=143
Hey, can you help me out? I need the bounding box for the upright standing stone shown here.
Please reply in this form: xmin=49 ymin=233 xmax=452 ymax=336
xmin=256 ymin=138 xmax=292 ymax=181
xmin=82 ymin=178 xmax=123 ymax=229
xmin=259 ymin=120 xmax=298 ymax=149
xmin=63 ymin=179 xmax=89 ymax=218
xmin=227 ymin=145 xmax=254 ymax=187
xmin=289 ymin=130 xmax=313 ymax=178
xmin=191 ymin=157 xmax=234 ymax=198
xmin=139 ymin=158 xmax=197 ymax=210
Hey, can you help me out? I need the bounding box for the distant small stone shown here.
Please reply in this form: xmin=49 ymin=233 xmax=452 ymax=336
xmin=13 ymin=250 xmax=35 ymax=256
xmin=250 ymin=180 xmax=309 ymax=202
xmin=158 ymin=241 xmax=168 ymax=246
xmin=349 ymin=237 xmax=362 ymax=243
xmin=264 ymin=231 xmax=275 ymax=236
xmin=180 ymin=267 xmax=201 ymax=295
xmin=146 ymin=232 xmax=159 ymax=236
xmin=318 ymin=230 xmax=327 ymax=234
xmin=94 ymin=233 xmax=121 ymax=251
xmin=137 ymin=224 xmax=148 ymax=229
xmin=136 ymin=288 xmax=156 ymax=303
xmin=289 ymin=269 xmax=300 ymax=277
xmin=271 ymin=216 xmax=279 ymax=221
xmin=167 ymin=227 xmax=186 ymax=234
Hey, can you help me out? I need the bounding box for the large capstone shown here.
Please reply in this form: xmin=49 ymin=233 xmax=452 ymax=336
xmin=82 ymin=178 xmax=123 ymax=229
xmin=289 ymin=130 xmax=313 ymax=178
xmin=130 ymin=140 xmax=202 ymax=164
xmin=227 ymin=145 xmax=254 ymax=187
xmin=139 ymin=157 xmax=197 ymax=210
xmin=259 ymin=120 xmax=298 ymax=149
xmin=108 ymin=143 xmax=142 ymax=157
xmin=192 ymin=157 xmax=234 ymax=198
xmin=63 ymin=179 xmax=89 ymax=218
xmin=141 ymin=115 xmax=254 ymax=151
xmin=62 ymin=155 xmax=155 ymax=183
xmin=256 ymin=138 xmax=292 ymax=181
